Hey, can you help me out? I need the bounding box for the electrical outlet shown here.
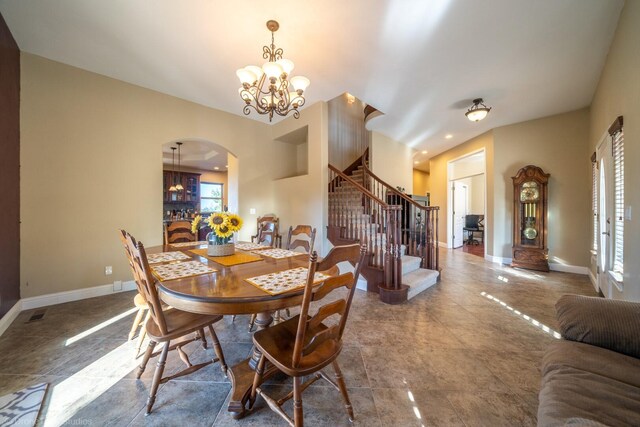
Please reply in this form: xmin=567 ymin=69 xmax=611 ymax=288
xmin=113 ymin=280 xmax=122 ymax=291
xmin=625 ymin=206 xmax=632 ymax=221
xmin=249 ymin=208 xmax=256 ymax=215
xmin=105 ymin=266 xmax=113 ymax=276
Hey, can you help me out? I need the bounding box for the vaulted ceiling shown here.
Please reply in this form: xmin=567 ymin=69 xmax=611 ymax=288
xmin=0 ymin=0 xmax=624 ymax=165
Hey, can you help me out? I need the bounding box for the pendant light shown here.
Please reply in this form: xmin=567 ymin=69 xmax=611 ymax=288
xmin=465 ymin=98 xmax=492 ymax=122
xmin=169 ymin=147 xmax=178 ymax=192
xmin=175 ymin=142 xmax=184 ymax=191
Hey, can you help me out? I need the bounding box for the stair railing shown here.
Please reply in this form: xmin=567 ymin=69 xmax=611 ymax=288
xmin=361 ymin=165 xmax=440 ymax=271
xmin=328 ymin=164 xmax=403 ymax=290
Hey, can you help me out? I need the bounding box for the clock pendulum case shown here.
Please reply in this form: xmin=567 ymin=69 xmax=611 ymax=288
xmin=511 ymin=165 xmax=550 ymax=272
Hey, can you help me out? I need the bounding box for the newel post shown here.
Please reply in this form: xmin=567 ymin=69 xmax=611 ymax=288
xmin=378 ymin=205 xmax=408 ymax=304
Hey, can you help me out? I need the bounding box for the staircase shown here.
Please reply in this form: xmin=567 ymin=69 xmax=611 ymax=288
xmin=327 ymin=152 xmax=440 ymax=304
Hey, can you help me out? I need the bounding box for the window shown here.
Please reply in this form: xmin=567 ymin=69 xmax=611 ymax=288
xmin=612 ymin=127 xmax=624 ymax=274
xmin=591 ymin=153 xmax=598 ymax=252
xmin=200 ymin=182 xmax=223 ymax=213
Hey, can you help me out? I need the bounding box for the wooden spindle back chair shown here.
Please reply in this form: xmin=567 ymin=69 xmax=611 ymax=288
xmin=285 ymin=225 xmax=316 ymax=254
xmin=250 ymin=243 xmax=366 ymax=426
xmin=164 ymin=220 xmax=195 ymax=244
xmin=118 ymin=231 xmax=151 ymax=357
xmin=251 ymin=214 xmax=281 ymax=247
xmin=119 ymin=229 xmax=227 ymax=415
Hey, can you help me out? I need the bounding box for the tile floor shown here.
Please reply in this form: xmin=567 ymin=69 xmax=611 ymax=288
xmin=0 ymin=249 xmax=597 ymax=426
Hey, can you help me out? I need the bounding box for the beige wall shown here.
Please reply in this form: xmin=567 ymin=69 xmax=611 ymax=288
xmin=429 ymin=131 xmax=494 ymax=248
xmin=412 ymin=169 xmax=430 ymax=196
xmin=370 ymin=132 xmax=414 ymax=192
xmin=20 ymin=53 xmax=282 ymax=297
xmin=328 ymin=93 xmax=369 ymax=170
xmin=271 ymin=102 xmax=329 ymax=255
xmin=589 ymin=1 xmax=640 ymax=301
xmin=492 ymin=109 xmax=591 ymax=266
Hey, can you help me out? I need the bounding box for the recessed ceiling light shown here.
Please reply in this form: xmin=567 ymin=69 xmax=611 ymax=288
xmin=421 ymin=150 xmax=428 ymax=154
xmin=445 ymin=134 xmax=453 ymax=139
xmin=214 ymin=167 xmax=220 ymax=170
xmin=225 ymin=165 xmax=229 ymax=168
xmin=414 ymin=161 xmax=419 ymax=164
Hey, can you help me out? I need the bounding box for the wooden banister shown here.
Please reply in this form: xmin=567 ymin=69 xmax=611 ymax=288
xmin=328 ymin=164 xmax=387 ymax=206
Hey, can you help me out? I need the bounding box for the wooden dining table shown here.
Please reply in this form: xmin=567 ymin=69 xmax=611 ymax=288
xmin=147 ymin=243 xmax=311 ymax=419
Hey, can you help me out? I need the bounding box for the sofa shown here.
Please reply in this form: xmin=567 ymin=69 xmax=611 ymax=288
xmin=538 ymin=295 xmax=640 ymax=426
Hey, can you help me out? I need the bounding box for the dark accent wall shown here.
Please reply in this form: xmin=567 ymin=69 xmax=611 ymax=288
xmin=0 ymin=12 xmax=20 ymax=318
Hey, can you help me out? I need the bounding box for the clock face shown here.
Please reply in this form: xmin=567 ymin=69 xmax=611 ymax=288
xmin=523 ymin=227 xmax=538 ymax=239
xmin=520 ymin=181 xmax=540 ymax=202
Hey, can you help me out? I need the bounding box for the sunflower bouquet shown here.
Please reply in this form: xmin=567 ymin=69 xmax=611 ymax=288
xmin=204 ymin=212 xmax=244 ymax=245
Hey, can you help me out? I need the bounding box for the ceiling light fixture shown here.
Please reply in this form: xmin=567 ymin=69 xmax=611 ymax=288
xmin=175 ymin=142 xmax=184 ymax=191
xmin=414 ymin=161 xmax=420 ymax=164
xmin=236 ymin=20 xmax=310 ymax=122
xmin=445 ymin=134 xmax=453 ymax=139
xmin=421 ymin=150 xmax=428 ymax=154
xmin=169 ymin=147 xmax=178 ymax=192
xmin=465 ymin=98 xmax=492 ymax=122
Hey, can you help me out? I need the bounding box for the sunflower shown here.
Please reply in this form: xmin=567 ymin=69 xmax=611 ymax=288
xmin=227 ymin=213 xmax=243 ymax=232
xmin=214 ymin=224 xmax=234 ymax=239
xmin=207 ymin=212 xmax=229 ymax=229
xmin=191 ymin=215 xmax=202 ymax=234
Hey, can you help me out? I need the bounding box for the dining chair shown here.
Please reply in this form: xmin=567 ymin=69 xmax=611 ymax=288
xmin=249 ymin=243 xmax=366 ymax=426
xmin=247 ymin=225 xmax=317 ymax=332
xmin=118 ymin=233 xmax=152 ymax=357
xmin=286 ymin=225 xmax=316 ymax=254
xmin=164 ymin=220 xmax=195 ymax=245
xmin=251 ymin=213 xmax=281 ymax=248
xmin=119 ymin=229 xmax=227 ymax=415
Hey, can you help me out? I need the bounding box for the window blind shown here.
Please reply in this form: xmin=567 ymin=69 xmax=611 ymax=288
xmin=612 ymin=129 xmax=624 ymax=274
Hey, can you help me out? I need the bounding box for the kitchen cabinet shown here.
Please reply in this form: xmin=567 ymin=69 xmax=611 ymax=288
xmin=163 ymin=171 xmax=200 ymax=203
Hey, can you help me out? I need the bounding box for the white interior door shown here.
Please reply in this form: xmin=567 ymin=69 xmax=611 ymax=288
xmin=452 ymin=181 xmax=468 ymax=248
xmin=597 ymin=138 xmax=613 ymax=297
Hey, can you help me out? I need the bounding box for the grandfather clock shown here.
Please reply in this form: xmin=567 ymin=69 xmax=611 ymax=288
xmin=511 ymin=165 xmax=550 ymax=272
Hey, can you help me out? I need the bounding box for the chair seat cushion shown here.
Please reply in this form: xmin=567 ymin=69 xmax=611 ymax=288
xmin=253 ymin=315 xmax=341 ymax=376
xmin=145 ymin=308 xmax=222 ymax=342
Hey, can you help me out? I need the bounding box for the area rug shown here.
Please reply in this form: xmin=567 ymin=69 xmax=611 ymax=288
xmin=0 ymin=382 xmax=48 ymax=426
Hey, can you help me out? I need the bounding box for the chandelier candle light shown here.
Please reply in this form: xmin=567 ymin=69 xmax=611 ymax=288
xmin=236 ymin=20 xmax=310 ymax=122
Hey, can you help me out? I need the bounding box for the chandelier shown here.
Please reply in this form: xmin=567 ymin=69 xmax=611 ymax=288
xmin=236 ymin=20 xmax=310 ymax=122
xmin=465 ymin=98 xmax=492 ymax=122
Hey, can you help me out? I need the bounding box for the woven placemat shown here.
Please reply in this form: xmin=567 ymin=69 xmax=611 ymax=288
xmin=190 ymin=248 xmax=263 ymax=267
xmin=147 ymin=251 xmax=191 ymax=264
xmin=252 ymin=248 xmax=306 ymax=259
xmin=169 ymin=241 xmax=208 ymax=248
xmin=245 ymin=267 xmax=330 ymax=295
xmin=235 ymin=242 xmax=272 ymax=251
xmin=151 ymin=260 xmax=217 ymax=281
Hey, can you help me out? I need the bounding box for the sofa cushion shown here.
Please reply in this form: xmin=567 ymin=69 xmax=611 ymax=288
xmin=539 ymin=340 xmax=640 ymax=427
xmin=555 ymin=294 xmax=640 ymax=359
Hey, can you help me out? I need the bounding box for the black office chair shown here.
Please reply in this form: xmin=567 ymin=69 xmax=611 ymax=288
xmin=463 ymin=214 xmax=484 ymax=245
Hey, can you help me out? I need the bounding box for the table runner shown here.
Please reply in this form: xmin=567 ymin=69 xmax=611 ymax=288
xmin=151 ymin=260 xmax=217 ymax=281
xmin=190 ymin=248 xmax=263 ymax=267
xmin=245 ymin=267 xmax=330 ymax=295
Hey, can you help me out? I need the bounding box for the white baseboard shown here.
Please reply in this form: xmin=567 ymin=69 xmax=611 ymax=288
xmin=0 ymin=300 xmax=23 ymax=337
xmin=548 ymin=263 xmax=589 ymax=275
xmin=589 ymin=270 xmax=598 ymax=290
xmin=21 ymin=280 xmax=137 ymax=310
xmin=484 ymin=254 xmax=588 ymax=275
xmin=485 ymin=254 xmax=512 ymax=264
